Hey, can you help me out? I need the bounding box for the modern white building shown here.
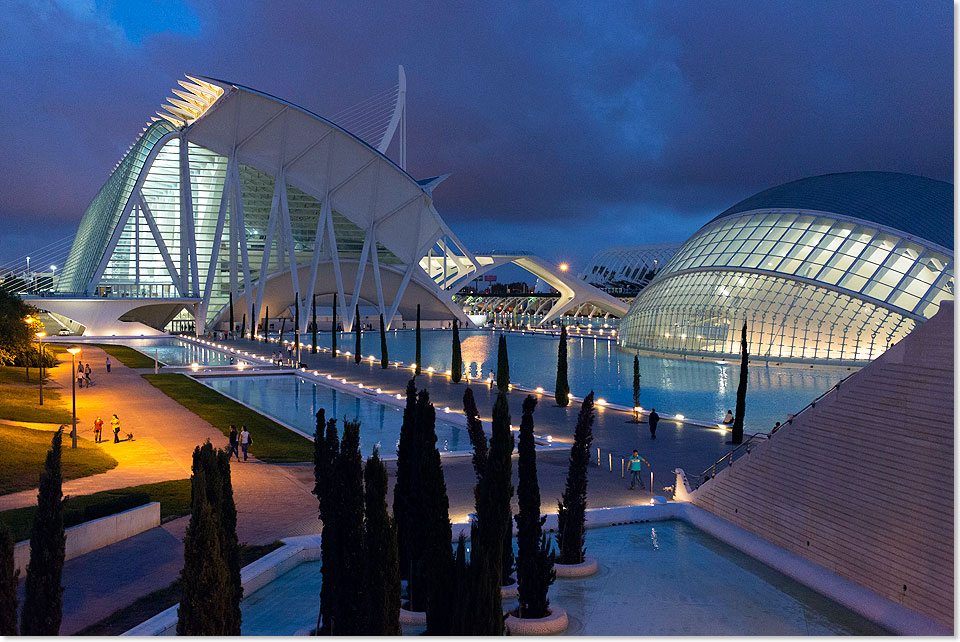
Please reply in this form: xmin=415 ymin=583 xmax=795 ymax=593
xmin=619 ymin=172 xmax=954 ymax=365
xmin=27 ymin=72 xmax=618 ymax=336
xmin=578 ymin=243 xmax=680 ymax=295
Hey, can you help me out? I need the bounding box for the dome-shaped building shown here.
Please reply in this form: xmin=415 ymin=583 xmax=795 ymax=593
xmin=618 ymin=172 xmax=954 ymax=365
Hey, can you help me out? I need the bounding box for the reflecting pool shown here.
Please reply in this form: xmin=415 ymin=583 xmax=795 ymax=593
xmin=201 ymin=374 xmax=469 ymax=457
xmin=119 ymin=337 xmax=253 ymax=366
xmin=239 ymin=520 xmax=885 ymax=635
xmin=291 ymin=329 xmax=844 ymax=430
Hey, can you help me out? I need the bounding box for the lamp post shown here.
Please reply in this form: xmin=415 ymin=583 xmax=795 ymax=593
xmin=67 ymin=347 xmax=81 ymax=449
xmin=35 ymin=332 xmax=46 ymax=405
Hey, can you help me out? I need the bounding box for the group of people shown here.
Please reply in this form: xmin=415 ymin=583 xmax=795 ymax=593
xmin=75 ymin=356 xmax=112 ymax=389
xmin=92 ymin=414 xmax=123 ymax=443
xmin=271 ymin=348 xmax=294 ymax=366
xmin=228 ymin=425 xmax=252 ymax=461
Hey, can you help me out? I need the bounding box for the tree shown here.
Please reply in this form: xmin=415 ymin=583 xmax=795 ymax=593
xmin=335 ymin=420 xmax=366 ymax=634
xmin=393 ymin=380 xmax=418 ymax=587
xmin=295 ymin=298 xmax=301 ymax=362
xmin=240 ymin=313 xmax=246 ymax=341
xmin=20 ymin=427 xmax=65 ymax=635
xmin=451 ymin=319 xmax=462 ymax=383
xmin=732 ymin=322 xmax=748 ymax=445
xmin=471 ymin=391 xmax=513 ymax=635
xmin=278 ymin=317 xmax=285 ymax=346
xmin=557 ymin=392 xmax=595 ymax=565
xmin=496 ymin=333 xmax=510 ymax=393
xmin=555 ymin=325 xmax=569 ymax=406
xmin=228 ymin=291 xmax=235 ymax=336
xmin=354 ymin=304 xmax=362 ymax=364
xmin=0 ymin=518 xmax=19 ymax=634
xmin=515 ymin=395 xmax=555 ymax=619
xmin=415 ymin=304 xmax=421 ymax=375
xmin=177 ymin=442 xmax=234 ymax=635
xmin=264 ymin=306 xmax=270 ymax=343
xmin=311 ymin=295 xmax=318 ymax=353
xmin=363 ymin=449 xmax=401 ymax=635
xmin=316 ymin=416 xmax=341 ymax=634
xmin=632 ymin=355 xmax=641 ymax=422
xmin=331 ymin=292 xmax=338 ymax=358
xmin=462 ymin=387 xmax=487 ymax=485
xmin=379 ymin=314 xmax=388 ymax=369
xmin=450 ymin=534 xmax=475 ymax=635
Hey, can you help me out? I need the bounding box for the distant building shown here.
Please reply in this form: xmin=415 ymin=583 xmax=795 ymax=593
xmin=619 ymin=172 xmax=954 ymax=365
xmin=578 ymin=243 xmax=680 ymax=296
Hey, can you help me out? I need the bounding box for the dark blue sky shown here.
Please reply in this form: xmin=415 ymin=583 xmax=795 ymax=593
xmin=0 ymin=1 xmax=952 ymax=277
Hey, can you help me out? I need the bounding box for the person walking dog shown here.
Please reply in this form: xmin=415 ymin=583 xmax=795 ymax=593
xmin=628 ymin=449 xmax=649 ymax=490
xmin=111 ymin=414 xmax=121 ymax=443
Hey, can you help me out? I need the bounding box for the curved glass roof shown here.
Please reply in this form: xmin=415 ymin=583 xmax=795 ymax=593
xmin=709 ymin=172 xmax=954 ymax=250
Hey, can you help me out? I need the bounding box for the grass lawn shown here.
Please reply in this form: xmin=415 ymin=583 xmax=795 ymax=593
xmin=92 ymin=343 xmax=159 ymax=369
xmin=142 ymin=373 xmax=313 ymax=463
xmin=74 ymin=540 xmax=284 ymax=636
xmin=0 ymin=424 xmax=117 ymax=495
xmin=0 ymin=478 xmax=191 ymax=543
xmin=0 ymin=364 xmax=73 ymax=423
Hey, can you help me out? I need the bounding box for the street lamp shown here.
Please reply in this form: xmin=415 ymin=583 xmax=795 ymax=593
xmin=35 ymin=332 xmax=46 ymax=405
xmin=559 ymin=263 xmax=569 ymax=272
xmin=67 ymin=347 xmax=81 ymax=449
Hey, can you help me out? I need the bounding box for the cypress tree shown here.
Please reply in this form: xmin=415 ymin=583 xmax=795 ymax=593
xmin=331 ymin=292 xmax=338 ymax=358
xmin=451 ymin=319 xmax=462 ymax=383
xmin=317 ymin=417 xmax=341 ymax=634
xmin=555 ymin=324 xmax=569 ymax=406
xmin=496 ymin=333 xmax=510 ymax=393
xmin=216 ymin=447 xmax=242 ymax=634
xmin=632 ymin=355 xmax=641 ymax=422
xmin=294 ymin=299 xmax=301 ymax=364
xmin=463 ymin=387 xmax=487 ymax=484
xmin=450 ymin=534 xmax=474 ymax=635
xmin=415 ymin=304 xmax=421 ymax=375
xmin=415 ymin=390 xmax=456 ymax=634
xmin=20 ymin=427 xmax=65 ymax=635
xmin=312 ymin=408 xmax=326 ymax=502
xmin=363 ymin=448 xmax=401 ymax=635
xmin=732 ymin=322 xmax=748 ymax=445
xmin=0 ymin=518 xmax=19 ymax=635
xmin=471 ymin=391 xmax=513 ymax=635
xmin=354 ymin=304 xmax=362 ymax=364
xmin=228 ymin=291 xmax=235 ymax=336
xmin=240 ymin=313 xmax=246 ymax=341
xmin=515 ymin=395 xmax=555 ymax=619
xmin=311 ymin=295 xmax=318 ymax=353
xmin=557 ymin=392 xmax=595 ymax=565
xmin=177 ymin=443 xmax=231 ymax=635
xmin=394 ymin=380 xmax=418 ymax=586
xmin=379 ymin=314 xmax=388 ymax=369
xmin=279 ymin=317 xmax=285 ymax=346
xmin=336 ymin=419 xmax=366 ymax=634
xmin=264 ymin=306 xmax=270 ymax=343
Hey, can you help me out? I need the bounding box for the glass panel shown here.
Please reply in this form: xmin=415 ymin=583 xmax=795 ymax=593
xmin=838 ymin=273 xmax=868 ymax=291
xmin=862 ymin=281 xmax=893 ymax=301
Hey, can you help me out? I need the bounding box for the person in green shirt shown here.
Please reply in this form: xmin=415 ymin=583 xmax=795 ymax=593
xmin=628 ymin=449 xmax=649 ymax=490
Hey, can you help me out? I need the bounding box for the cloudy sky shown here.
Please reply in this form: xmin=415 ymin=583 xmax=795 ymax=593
xmin=0 ymin=0 xmax=952 ymax=276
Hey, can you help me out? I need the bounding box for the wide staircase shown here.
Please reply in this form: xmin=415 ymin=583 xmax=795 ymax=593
xmin=683 ymin=301 xmax=953 ymax=632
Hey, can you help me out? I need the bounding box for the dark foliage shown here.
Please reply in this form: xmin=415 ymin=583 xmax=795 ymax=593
xmin=228 ymin=291 xmax=234 ymax=335
xmin=331 ymin=292 xmax=337 ymax=358
xmin=462 ymin=387 xmax=488 ymax=486
xmin=379 ymin=314 xmax=388 ymax=369
xmin=363 ymin=449 xmax=400 ymax=635
xmin=20 ymin=427 xmax=65 ymax=635
xmin=515 ymin=395 xmax=555 ymax=619
xmin=393 ymin=379 xmax=418 ymax=585
xmin=264 ymin=306 xmax=269 ymax=343
xmin=451 ymin=319 xmax=462 ymax=383
xmin=240 ymin=313 xmax=246 ymax=341
xmin=555 ymin=324 xmax=569 ymax=406
xmin=354 ymin=304 xmax=362 ymax=364
xmin=317 ymin=417 xmax=340 ymax=634
xmin=557 ymin=392 xmax=595 ymax=565
xmin=0 ymin=518 xmax=19 ymax=634
xmin=732 ymin=322 xmax=748 ymax=445
xmin=311 ymin=296 xmax=318 ymax=353
xmin=449 ymin=534 xmax=475 ymax=635
xmin=496 ymin=334 xmax=510 ymax=393
xmin=335 ymin=420 xmax=366 ymax=634
xmin=294 ymin=299 xmax=300 ymax=358
xmin=632 ymin=355 xmax=641 ymax=422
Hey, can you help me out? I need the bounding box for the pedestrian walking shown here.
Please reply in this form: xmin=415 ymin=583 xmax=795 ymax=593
xmin=228 ymin=425 xmax=240 ymax=461
xmin=111 ymin=414 xmax=121 ymax=443
xmin=239 ymin=426 xmax=251 ymax=461
xmin=627 ymin=449 xmax=649 ymax=489
xmin=105 ymin=356 xmax=112 ymax=373
xmin=77 ymin=369 xmax=85 ymax=389
xmin=648 ymin=408 xmax=660 ymax=440
xmin=84 ymin=363 xmax=92 ymax=386
xmin=93 ymin=415 xmax=104 ymax=442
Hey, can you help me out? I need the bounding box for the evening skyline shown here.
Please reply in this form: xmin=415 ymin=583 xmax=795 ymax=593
xmin=0 ymin=0 xmax=952 ymax=272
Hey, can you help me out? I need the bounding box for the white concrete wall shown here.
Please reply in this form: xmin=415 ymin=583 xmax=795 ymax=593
xmin=14 ymin=502 xmax=160 ymax=576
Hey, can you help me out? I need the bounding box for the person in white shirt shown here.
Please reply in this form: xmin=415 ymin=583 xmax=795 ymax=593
xmin=239 ymin=426 xmax=251 ymax=461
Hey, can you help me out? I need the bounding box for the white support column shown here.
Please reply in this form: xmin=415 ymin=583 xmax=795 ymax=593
xmin=303 ymin=196 xmax=329 ymax=333
xmin=369 ymin=223 xmax=387 ymax=319
xmin=180 ymin=135 xmax=199 ymax=296
xmin=231 ymin=159 xmax=254 ymax=331
xmin=347 ymin=233 xmax=373 ymax=330
xmin=386 ymin=262 xmax=417 ymax=330
xmin=197 ymin=166 xmax=232 ymax=334
xmin=279 ymin=179 xmax=302 ymax=320
xmin=326 ymin=204 xmax=351 ymax=332
xmin=228 ymin=158 xmax=238 ymax=304
xmin=138 ymin=192 xmax=183 ymax=295
xmin=253 ymin=173 xmax=282 ymax=330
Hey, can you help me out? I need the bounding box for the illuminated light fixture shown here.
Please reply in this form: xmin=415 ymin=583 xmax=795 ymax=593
xmin=411 ymin=363 xmax=417 ymax=370
xmin=326 ymin=374 xmax=333 ymax=380
xmin=67 ymin=347 xmax=81 ymax=356
xmin=358 ymin=383 xmax=363 ymax=389
xmin=396 ymin=393 xmax=403 ymax=400
xmin=535 ymin=387 xmax=544 ymax=393
xmin=427 ymin=366 xmax=435 ymax=373
xmin=444 ymin=370 xmax=452 ymax=376
xmin=313 ymin=370 xmax=319 ymax=375
xmin=341 ymin=378 xmax=347 ymax=384
xmin=547 ymin=435 xmax=553 ymax=442
xmin=596 ymin=398 xmax=607 ymax=406
xmin=675 ymin=414 xmax=685 ymax=420
xmin=443 ymin=407 xmax=451 ymax=413
xmin=559 ymin=263 xmax=569 ymax=272
xmin=680 ymin=334 xmax=687 ymax=340
xmin=375 ymin=388 xmax=382 ymax=394
xmin=664 ymin=333 xmax=671 ymax=338
xmin=634 ymin=406 xmax=642 ymax=412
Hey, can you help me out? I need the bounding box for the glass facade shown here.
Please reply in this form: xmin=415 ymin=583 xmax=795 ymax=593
xmin=620 ymin=207 xmax=954 ymax=365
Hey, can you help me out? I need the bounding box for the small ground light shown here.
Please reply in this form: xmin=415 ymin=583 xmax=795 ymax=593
xmin=596 ymin=398 xmax=607 ymax=406
xmin=444 ymin=407 xmax=451 ymax=413
xmin=535 ymin=386 xmax=544 ymax=393
xmin=675 ymin=414 xmax=685 ymax=420
xmin=411 ymin=363 xmax=417 ymax=370
xmin=376 ymin=388 xmax=381 ymax=394
xmin=396 ymin=394 xmax=403 ymax=400
xmin=341 ymin=379 xmax=347 ymax=384
xmin=444 ymin=370 xmax=451 ymax=376
xmin=358 ymin=383 xmax=363 ymax=389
